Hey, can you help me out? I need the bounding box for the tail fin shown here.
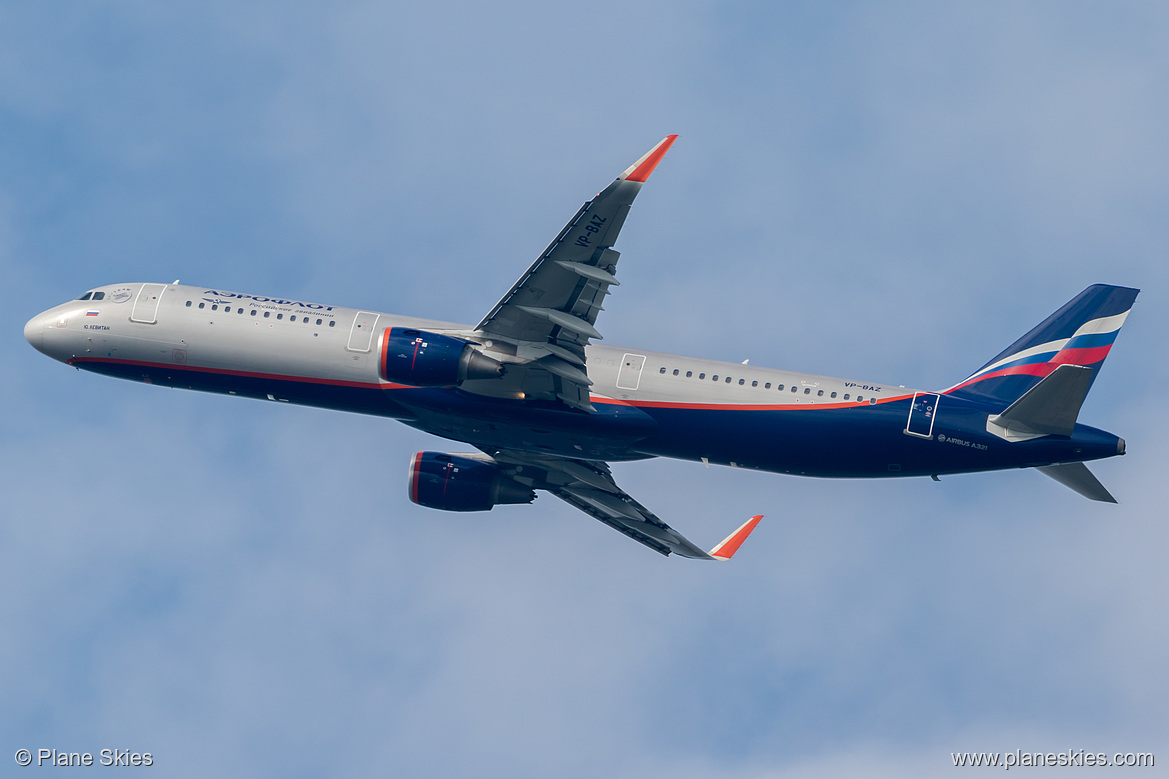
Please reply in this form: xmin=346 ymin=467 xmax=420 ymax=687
xmin=944 ymin=284 xmax=1139 ymax=411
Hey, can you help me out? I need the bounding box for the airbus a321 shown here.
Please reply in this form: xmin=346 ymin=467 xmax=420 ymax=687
xmin=24 ymin=136 xmax=1138 ymax=560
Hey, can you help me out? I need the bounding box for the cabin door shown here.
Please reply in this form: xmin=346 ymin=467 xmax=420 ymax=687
xmin=905 ymin=392 xmax=940 ymax=438
xmin=130 ymin=283 xmax=167 ymax=324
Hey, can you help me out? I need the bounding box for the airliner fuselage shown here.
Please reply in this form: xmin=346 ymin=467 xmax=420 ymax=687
xmin=25 ymin=282 xmax=1122 ymax=478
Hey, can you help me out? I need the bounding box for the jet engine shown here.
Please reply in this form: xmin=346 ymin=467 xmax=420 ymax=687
xmin=408 ymin=452 xmax=535 ymax=512
xmin=380 ymin=328 xmax=504 ymax=386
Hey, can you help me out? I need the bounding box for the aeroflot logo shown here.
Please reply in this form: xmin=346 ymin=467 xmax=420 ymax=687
xmin=203 ymin=290 xmax=334 ymax=311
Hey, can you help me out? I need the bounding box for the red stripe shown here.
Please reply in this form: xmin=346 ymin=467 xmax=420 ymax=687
xmin=591 ymin=394 xmax=914 ymax=411
xmin=1051 ymin=344 xmax=1112 ymax=365
xmin=409 ymin=452 xmax=422 ymax=504
xmin=945 ymin=363 xmax=1057 ymax=393
xmin=380 ymin=327 xmax=391 ymax=381
xmin=946 ymin=345 xmax=1113 ymax=394
xmin=75 ymin=356 xmax=916 ymax=412
xmin=71 ymin=356 xmax=386 ymax=390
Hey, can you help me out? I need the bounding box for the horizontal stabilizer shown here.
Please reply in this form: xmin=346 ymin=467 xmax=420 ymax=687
xmin=987 ymin=364 xmax=1092 ymax=440
xmin=1037 ymin=462 xmax=1117 ymax=503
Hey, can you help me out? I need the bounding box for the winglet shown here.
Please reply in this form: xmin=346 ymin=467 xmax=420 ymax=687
xmin=708 ymin=515 xmax=763 ymax=561
xmin=620 ymin=135 xmax=678 ymax=183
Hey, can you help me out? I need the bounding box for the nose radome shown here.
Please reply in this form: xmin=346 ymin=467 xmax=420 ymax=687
xmin=24 ymin=313 xmax=44 ymax=352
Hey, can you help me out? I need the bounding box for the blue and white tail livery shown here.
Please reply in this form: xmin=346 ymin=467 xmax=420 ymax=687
xmin=945 ymin=284 xmax=1138 ymax=410
xmin=23 ymin=137 xmax=1142 ymax=557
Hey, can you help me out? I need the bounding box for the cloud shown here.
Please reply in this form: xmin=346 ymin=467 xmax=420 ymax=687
xmin=3 ymin=2 xmax=1167 ymax=776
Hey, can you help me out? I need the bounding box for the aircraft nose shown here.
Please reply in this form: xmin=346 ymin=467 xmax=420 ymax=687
xmin=24 ymin=312 xmax=45 ymax=353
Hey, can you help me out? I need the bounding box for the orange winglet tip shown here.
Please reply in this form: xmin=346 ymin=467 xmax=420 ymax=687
xmin=709 ymin=514 xmax=763 ymax=561
xmin=620 ymin=134 xmax=678 ymax=183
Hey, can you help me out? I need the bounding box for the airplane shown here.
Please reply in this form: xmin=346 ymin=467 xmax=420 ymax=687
xmin=24 ymin=135 xmax=1138 ymax=560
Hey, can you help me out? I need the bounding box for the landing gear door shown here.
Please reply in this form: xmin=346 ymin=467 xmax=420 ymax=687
xmin=905 ymin=392 xmax=940 ymax=438
xmin=615 ymin=353 xmax=646 ymax=391
xmin=130 ymin=283 xmax=167 ymax=324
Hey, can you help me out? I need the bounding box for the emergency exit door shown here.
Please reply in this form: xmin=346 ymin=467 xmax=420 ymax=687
xmin=616 ymin=353 xmax=646 ymax=390
xmin=346 ymin=311 xmax=380 ymax=352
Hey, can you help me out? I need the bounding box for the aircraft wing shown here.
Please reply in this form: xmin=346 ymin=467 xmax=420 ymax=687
xmin=482 ymin=447 xmax=762 ymax=559
xmin=472 ymin=136 xmax=678 ymax=411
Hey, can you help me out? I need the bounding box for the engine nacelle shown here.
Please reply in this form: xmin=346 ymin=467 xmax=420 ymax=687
xmin=379 ymin=328 xmax=504 ymax=387
xmin=408 ymin=452 xmax=535 ymax=512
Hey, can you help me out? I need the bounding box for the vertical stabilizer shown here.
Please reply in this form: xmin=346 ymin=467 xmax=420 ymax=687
xmin=944 ymin=285 xmax=1138 ymax=411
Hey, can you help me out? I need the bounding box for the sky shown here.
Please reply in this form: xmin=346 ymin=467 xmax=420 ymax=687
xmin=3 ymin=2 xmax=1168 ymax=776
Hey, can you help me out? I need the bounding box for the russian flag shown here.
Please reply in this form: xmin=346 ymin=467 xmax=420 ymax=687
xmin=86 ymin=310 xmax=99 ymax=316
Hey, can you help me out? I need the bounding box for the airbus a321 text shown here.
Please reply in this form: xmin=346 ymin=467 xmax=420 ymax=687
xmin=25 ymin=136 xmax=1138 ymax=560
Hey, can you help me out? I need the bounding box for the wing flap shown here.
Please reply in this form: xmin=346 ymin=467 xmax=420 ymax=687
xmin=485 ymin=447 xmax=760 ymax=559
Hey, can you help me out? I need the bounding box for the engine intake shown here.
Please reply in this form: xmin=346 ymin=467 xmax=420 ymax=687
xmin=408 ymin=452 xmax=535 ymax=512
xmin=380 ymin=328 xmax=504 ymax=386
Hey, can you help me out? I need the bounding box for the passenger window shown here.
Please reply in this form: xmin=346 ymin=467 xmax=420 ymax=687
xmin=277 ymin=314 xmax=283 ymax=320
xmin=751 ymin=380 xmax=757 ymax=387
xmin=250 ymin=309 xmax=257 ymax=316
xmin=238 ymin=308 xmax=244 ymax=314
xmin=831 ymin=391 xmax=837 ymax=398
xmin=804 ymin=388 xmax=811 ymax=395
xmin=316 ymin=319 xmax=322 ymax=325
xmin=699 ymin=373 xmax=705 ymax=379
xmin=776 ymin=384 xmax=783 ymax=391
xmin=264 ymin=311 xmax=270 ymax=318
xmin=737 ymin=378 xmax=743 ymax=385
xmin=843 ymin=393 xmax=850 ymax=400
xmin=857 ymin=396 xmax=863 ymax=402
xmin=198 ymin=302 xmax=205 ymax=309
xmin=329 ymin=320 xmax=335 ymax=327
xmin=672 ymin=369 xmax=679 ymax=376
xmin=185 ymin=301 xmax=192 ymax=307
xmin=712 ymin=375 xmax=718 ymax=381
xmin=725 ymin=376 xmax=731 ymax=383
xmin=686 ymin=371 xmax=692 ymax=378
xmin=211 ymin=304 xmax=218 ymax=311
xmin=791 ymin=386 xmax=797 ymax=393
xmin=817 ymin=390 xmax=824 ymax=396
xmin=92 ymin=292 xmax=105 ymax=300
xmin=870 ymin=398 xmax=877 ymax=405
xmin=765 ymin=382 xmax=771 ymax=389
xmin=659 ymin=367 xmax=666 ymax=374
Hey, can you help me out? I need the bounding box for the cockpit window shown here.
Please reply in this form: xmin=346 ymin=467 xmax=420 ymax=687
xmin=77 ymin=292 xmax=92 ymax=301
xmin=92 ymin=291 xmax=105 ymax=300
